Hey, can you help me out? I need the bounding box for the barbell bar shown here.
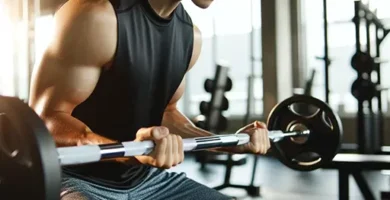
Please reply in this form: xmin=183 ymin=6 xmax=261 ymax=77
xmin=0 ymin=94 xmax=342 ymax=200
xmin=58 ymin=130 xmax=311 ymax=166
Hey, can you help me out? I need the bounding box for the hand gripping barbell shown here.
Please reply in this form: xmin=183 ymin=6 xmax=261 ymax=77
xmin=0 ymin=95 xmax=342 ymax=200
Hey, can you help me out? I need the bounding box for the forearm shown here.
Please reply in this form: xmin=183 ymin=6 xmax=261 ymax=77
xmin=41 ymin=111 xmax=114 ymax=147
xmin=41 ymin=112 xmax=142 ymax=164
xmin=162 ymin=108 xmax=214 ymax=138
xmin=162 ymin=108 xmax=242 ymax=153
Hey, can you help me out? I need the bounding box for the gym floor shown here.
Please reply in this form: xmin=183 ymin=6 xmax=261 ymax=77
xmin=168 ymin=154 xmax=389 ymax=200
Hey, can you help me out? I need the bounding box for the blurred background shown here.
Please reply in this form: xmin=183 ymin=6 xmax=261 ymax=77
xmin=1 ymin=0 xmax=390 ymax=120
xmin=1 ymin=0 xmax=390 ymax=199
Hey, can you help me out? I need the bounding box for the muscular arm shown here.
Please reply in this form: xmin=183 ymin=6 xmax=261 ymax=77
xmin=162 ymin=27 xmax=246 ymax=154
xmin=29 ymin=0 xmax=117 ymax=147
xmin=162 ymin=26 xmax=215 ymax=139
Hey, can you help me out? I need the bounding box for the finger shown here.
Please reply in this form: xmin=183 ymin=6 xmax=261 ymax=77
xmin=152 ymin=126 xmax=170 ymax=140
xmin=239 ymin=127 xmax=257 ymax=135
xmin=255 ymin=121 xmax=268 ymax=129
xmin=135 ymin=127 xmax=155 ymax=141
xmin=268 ymin=134 xmax=272 ymax=149
xmin=155 ymin=137 xmax=167 ymax=167
xmin=171 ymin=134 xmax=178 ymax=166
xmin=258 ymin=130 xmax=265 ymax=154
xmin=236 ymin=122 xmax=256 ymax=133
xmin=262 ymin=130 xmax=268 ymax=154
xmin=136 ymin=126 xmax=169 ymax=141
xmin=251 ymin=130 xmax=261 ymax=153
xmin=165 ymin=135 xmax=173 ymax=168
xmin=177 ymin=135 xmax=184 ymax=163
xmin=265 ymin=129 xmax=271 ymax=150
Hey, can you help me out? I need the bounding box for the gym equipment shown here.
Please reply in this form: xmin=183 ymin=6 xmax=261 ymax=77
xmin=350 ymin=51 xmax=374 ymax=74
xmin=267 ymin=95 xmax=343 ymax=171
xmin=351 ymin=77 xmax=378 ymax=101
xmin=204 ymin=77 xmax=232 ymax=93
xmin=0 ymin=94 xmax=342 ymax=199
xmin=198 ymin=64 xmax=232 ymax=132
xmin=324 ymin=153 xmax=390 ymax=200
xmin=350 ymin=0 xmax=390 ymax=154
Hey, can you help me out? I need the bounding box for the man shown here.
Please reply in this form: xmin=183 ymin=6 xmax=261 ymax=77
xmin=29 ymin=0 xmax=271 ymax=199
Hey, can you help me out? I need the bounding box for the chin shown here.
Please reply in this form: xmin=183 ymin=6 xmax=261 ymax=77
xmin=192 ymin=0 xmax=213 ymax=9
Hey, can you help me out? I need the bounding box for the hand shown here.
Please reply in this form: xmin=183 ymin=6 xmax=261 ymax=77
xmin=234 ymin=121 xmax=271 ymax=154
xmin=134 ymin=126 xmax=184 ymax=169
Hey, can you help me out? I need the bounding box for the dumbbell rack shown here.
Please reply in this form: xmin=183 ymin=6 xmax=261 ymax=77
xmin=350 ymin=1 xmax=390 ymax=155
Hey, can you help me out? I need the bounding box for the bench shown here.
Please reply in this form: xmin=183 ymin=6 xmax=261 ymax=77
xmin=324 ymin=153 xmax=390 ymax=200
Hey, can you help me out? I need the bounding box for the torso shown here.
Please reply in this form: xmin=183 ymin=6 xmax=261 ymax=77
xmin=63 ymin=0 xmax=194 ymax=189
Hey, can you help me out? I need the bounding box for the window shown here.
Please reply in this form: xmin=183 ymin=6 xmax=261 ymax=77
xmin=182 ymin=0 xmax=263 ymax=117
xmin=0 ymin=1 xmax=52 ymax=100
xmin=301 ymin=0 xmax=390 ymax=114
xmin=0 ymin=2 xmax=15 ymax=96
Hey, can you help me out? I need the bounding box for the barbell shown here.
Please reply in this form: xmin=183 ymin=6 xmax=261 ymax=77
xmin=0 ymin=95 xmax=343 ymax=200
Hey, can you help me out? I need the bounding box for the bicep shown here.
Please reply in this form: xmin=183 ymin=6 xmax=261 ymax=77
xmin=29 ymin=0 xmax=116 ymax=115
xmin=29 ymin=53 xmax=101 ymax=115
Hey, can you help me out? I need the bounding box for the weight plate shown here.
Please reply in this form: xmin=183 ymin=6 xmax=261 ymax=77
xmin=225 ymin=77 xmax=232 ymax=91
xmin=204 ymin=79 xmax=214 ymax=93
xmin=0 ymin=96 xmax=61 ymax=200
xmin=351 ymin=78 xmax=377 ymax=101
xmin=351 ymin=51 xmax=374 ymax=74
xmin=267 ymin=95 xmax=343 ymax=171
xmin=199 ymin=101 xmax=209 ymax=115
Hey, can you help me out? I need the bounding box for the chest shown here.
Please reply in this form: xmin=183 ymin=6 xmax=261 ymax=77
xmin=117 ymin=13 xmax=191 ymax=82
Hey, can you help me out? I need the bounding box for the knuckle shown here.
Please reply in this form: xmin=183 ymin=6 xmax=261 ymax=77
xmin=156 ymin=160 xmax=164 ymax=168
xmin=160 ymin=126 xmax=169 ymax=133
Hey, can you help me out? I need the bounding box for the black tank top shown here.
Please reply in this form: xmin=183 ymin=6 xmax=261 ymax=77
xmin=63 ymin=0 xmax=194 ymax=189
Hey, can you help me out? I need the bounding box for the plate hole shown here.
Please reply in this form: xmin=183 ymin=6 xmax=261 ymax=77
xmin=321 ymin=112 xmax=334 ymax=130
xmin=289 ymin=103 xmax=319 ymax=118
xmin=292 ymin=152 xmax=322 ymax=166
xmin=287 ymin=123 xmax=310 ymax=144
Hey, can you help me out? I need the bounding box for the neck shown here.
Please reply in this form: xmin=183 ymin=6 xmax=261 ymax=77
xmin=148 ymin=0 xmax=180 ymax=18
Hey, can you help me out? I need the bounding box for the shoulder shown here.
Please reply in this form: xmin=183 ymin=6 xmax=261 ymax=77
xmin=56 ymin=0 xmax=115 ymax=20
xmin=175 ymin=3 xmax=193 ymax=28
xmin=54 ymin=0 xmax=116 ymax=34
xmin=51 ymin=0 xmax=117 ymax=67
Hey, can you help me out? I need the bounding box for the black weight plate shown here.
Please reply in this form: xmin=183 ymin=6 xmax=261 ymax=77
xmin=204 ymin=79 xmax=214 ymax=93
xmin=267 ymin=95 xmax=343 ymax=171
xmin=351 ymin=78 xmax=377 ymax=101
xmin=0 ymin=96 xmax=61 ymax=200
xmin=199 ymin=101 xmax=209 ymax=115
xmin=221 ymin=97 xmax=229 ymax=110
xmin=225 ymin=77 xmax=232 ymax=91
xmin=351 ymin=51 xmax=374 ymax=74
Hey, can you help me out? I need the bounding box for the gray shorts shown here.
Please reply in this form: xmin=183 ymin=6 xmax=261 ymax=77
xmin=60 ymin=168 xmax=233 ymax=200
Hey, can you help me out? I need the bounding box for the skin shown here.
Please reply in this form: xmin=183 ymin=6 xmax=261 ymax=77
xmin=29 ymin=0 xmax=271 ymax=169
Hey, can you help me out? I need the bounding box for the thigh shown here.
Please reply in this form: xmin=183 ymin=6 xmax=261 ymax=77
xmin=130 ymin=168 xmax=233 ymax=200
xmin=61 ymin=175 xmax=128 ymax=200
